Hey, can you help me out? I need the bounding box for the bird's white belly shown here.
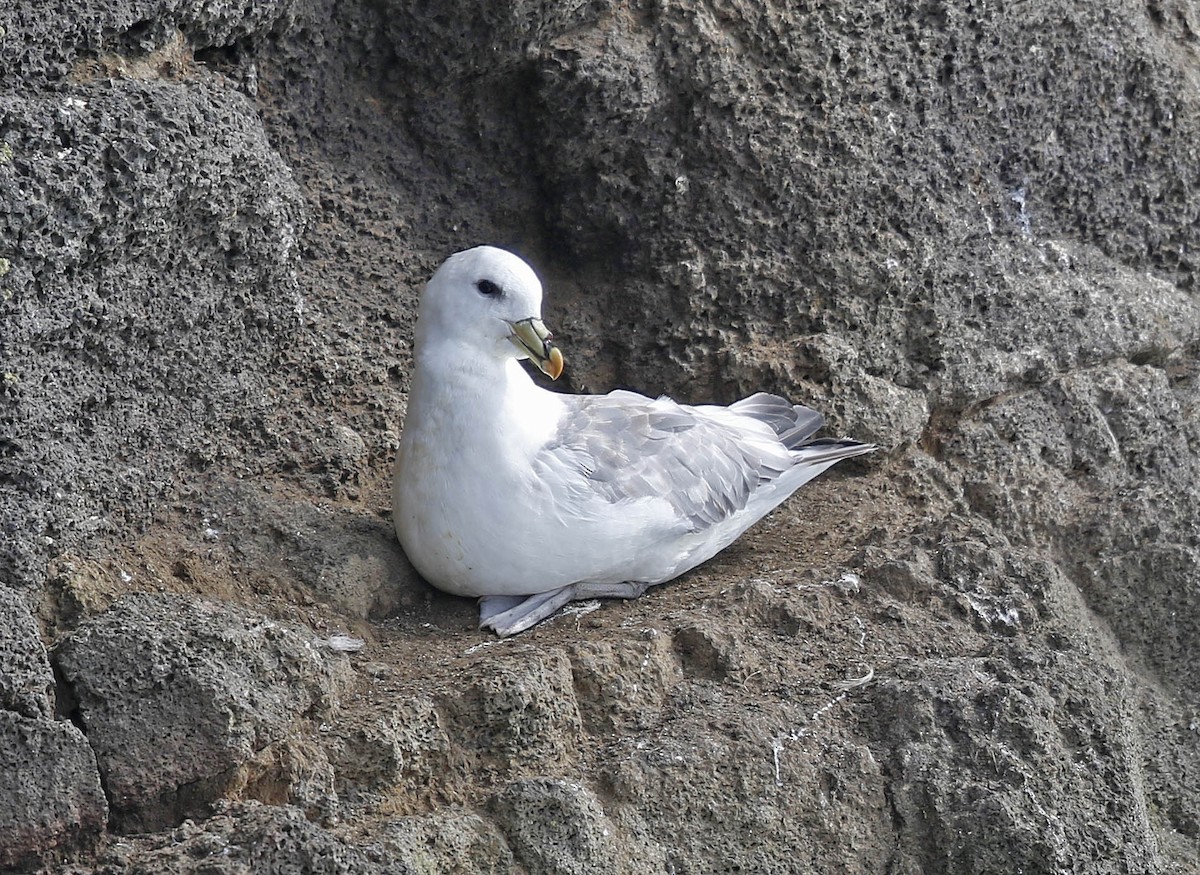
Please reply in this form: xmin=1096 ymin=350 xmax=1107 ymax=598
xmin=393 ymin=431 xmax=513 ymax=596
xmin=393 ymin=427 xmax=693 ymax=598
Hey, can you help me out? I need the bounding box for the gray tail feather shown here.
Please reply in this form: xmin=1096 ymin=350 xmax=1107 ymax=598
xmin=793 ymin=437 xmax=878 ymax=465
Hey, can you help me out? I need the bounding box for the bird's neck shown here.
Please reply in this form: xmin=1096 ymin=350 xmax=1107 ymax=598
xmin=405 ymin=341 xmax=562 ymax=456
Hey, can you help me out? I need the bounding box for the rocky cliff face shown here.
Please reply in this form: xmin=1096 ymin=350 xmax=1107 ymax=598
xmin=2 ymin=0 xmax=1198 ymax=872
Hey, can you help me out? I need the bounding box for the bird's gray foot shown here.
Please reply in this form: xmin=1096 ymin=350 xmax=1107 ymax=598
xmin=479 ymin=586 xmax=578 ymax=637
xmin=571 ymin=581 xmax=650 ymax=601
xmin=478 ymin=581 xmax=652 ymax=637
xmin=478 ymin=595 xmax=529 ymax=625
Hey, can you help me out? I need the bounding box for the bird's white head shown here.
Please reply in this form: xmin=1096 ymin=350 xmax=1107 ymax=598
xmin=417 ymin=246 xmax=564 ymax=380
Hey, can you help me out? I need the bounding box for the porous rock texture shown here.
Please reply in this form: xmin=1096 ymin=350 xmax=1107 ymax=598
xmin=1 ymin=0 xmax=1198 ymax=872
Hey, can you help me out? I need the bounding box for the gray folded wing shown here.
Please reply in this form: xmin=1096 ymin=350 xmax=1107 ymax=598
xmin=531 ymin=390 xmax=794 ymax=531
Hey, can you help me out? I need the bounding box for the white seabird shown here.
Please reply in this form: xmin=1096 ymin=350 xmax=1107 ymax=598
xmin=392 ymin=246 xmax=876 ymax=637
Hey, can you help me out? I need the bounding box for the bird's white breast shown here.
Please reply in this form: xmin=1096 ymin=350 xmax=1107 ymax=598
xmin=392 ymin=358 xmax=568 ymax=596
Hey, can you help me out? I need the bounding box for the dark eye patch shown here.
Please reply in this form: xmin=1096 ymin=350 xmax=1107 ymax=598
xmin=476 ymin=279 xmax=503 ymax=297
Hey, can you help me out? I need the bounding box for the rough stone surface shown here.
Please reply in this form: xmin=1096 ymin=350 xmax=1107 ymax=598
xmin=53 ymin=594 xmax=349 ymax=832
xmin=0 ymin=585 xmax=54 ymax=719
xmin=0 ymin=588 xmax=107 ymax=871
xmin=489 ymin=777 xmax=668 ymax=875
xmin=0 ymin=711 xmax=107 ymax=872
xmin=0 ymin=73 xmax=305 ymax=593
xmin=375 ymin=811 xmax=515 ymax=874
xmin=69 ymin=802 xmax=389 ymax=875
xmin=1 ymin=0 xmax=1198 ymax=873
